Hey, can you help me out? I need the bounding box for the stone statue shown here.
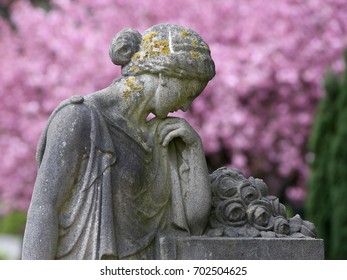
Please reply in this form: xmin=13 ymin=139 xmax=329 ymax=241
xmin=23 ymin=23 xmax=322 ymax=260
xmin=22 ymin=24 xmax=215 ymax=259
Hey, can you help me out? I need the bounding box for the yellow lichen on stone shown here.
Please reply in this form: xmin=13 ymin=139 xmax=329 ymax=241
xmin=190 ymin=50 xmax=204 ymax=59
xmin=123 ymin=77 xmax=144 ymax=101
xmin=192 ymin=39 xmax=200 ymax=47
xmin=202 ymin=42 xmax=210 ymax=50
xmin=144 ymin=40 xmax=170 ymax=59
xmin=129 ymin=65 xmax=140 ymax=73
xmin=143 ymin=32 xmax=158 ymax=44
xmin=131 ymin=52 xmax=141 ymax=62
xmin=153 ymin=40 xmax=170 ymax=55
xmin=192 ymin=39 xmax=210 ymax=50
xmin=135 ymin=32 xmax=171 ymax=61
xmin=180 ymin=30 xmax=191 ymax=38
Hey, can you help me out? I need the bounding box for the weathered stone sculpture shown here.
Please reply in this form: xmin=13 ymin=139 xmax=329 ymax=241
xmin=22 ymin=23 xmax=323 ymax=260
xmin=22 ymin=23 xmax=215 ymax=260
xmin=207 ymin=167 xmax=317 ymax=239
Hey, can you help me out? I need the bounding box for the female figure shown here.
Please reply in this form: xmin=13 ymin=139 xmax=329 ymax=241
xmin=22 ymin=24 xmax=215 ymax=259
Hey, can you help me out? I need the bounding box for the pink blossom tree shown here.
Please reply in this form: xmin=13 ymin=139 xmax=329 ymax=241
xmin=1 ymin=0 xmax=347 ymax=214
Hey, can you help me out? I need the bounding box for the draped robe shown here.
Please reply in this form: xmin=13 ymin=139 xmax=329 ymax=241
xmin=36 ymin=96 xmax=191 ymax=259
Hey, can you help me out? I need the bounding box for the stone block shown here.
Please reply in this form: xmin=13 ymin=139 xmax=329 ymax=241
xmin=156 ymin=236 xmax=324 ymax=260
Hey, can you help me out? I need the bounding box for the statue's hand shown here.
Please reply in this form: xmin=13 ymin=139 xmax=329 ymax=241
xmin=158 ymin=117 xmax=201 ymax=147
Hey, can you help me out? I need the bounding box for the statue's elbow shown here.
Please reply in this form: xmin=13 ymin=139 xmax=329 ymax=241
xmin=187 ymin=195 xmax=211 ymax=236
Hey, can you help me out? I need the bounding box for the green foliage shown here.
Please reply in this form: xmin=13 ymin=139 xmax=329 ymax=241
xmin=307 ymin=49 xmax=347 ymax=259
xmin=30 ymin=0 xmax=51 ymax=10
xmin=0 ymin=211 xmax=27 ymax=236
xmin=0 ymin=252 xmax=10 ymax=260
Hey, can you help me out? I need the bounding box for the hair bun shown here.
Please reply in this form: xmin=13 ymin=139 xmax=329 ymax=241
xmin=109 ymin=28 xmax=142 ymax=66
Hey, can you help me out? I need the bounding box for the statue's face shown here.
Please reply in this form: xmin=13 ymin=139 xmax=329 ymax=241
xmin=152 ymin=77 xmax=206 ymax=119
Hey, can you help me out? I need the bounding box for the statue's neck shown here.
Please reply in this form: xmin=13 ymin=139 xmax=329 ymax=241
xmin=89 ymin=77 xmax=155 ymax=133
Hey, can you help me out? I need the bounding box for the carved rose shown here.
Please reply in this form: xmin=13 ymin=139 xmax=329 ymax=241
xmin=217 ymin=178 xmax=238 ymax=199
xmin=288 ymin=214 xmax=302 ymax=233
xmin=248 ymin=176 xmax=269 ymax=196
xmin=215 ymin=199 xmax=247 ymax=226
xmin=223 ymin=225 xmax=260 ymax=238
xmin=247 ymin=200 xmax=274 ymax=231
xmin=273 ymin=216 xmax=290 ymax=235
xmin=266 ymin=195 xmax=287 ymax=217
xmin=301 ymin=220 xmax=317 ymax=238
xmin=210 ymin=167 xmax=247 ymax=200
xmin=240 ymin=182 xmax=260 ymax=205
xmin=288 ymin=214 xmax=317 ymax=238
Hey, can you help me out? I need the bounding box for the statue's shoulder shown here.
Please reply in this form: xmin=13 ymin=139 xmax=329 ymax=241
xmin=45 ymin=96 xmax=93 ymax=144
xmin=68 ymin=95 xmax=85 ymax=105
xmin=36 ymin=95 xmax=94 ymax=164
xmin=58 ymin=95 xmax=86 ymax=118
xmin=57 ymin=95 xmax=87 ymax=111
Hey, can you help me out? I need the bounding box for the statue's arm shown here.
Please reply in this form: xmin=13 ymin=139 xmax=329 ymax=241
xmin=22 ymin=104 xmax=91 ymax=259
xmin=158 ymin=117 xmax=211 ymax=235
xmin=178 ymin=134 xmax=211 ymax=235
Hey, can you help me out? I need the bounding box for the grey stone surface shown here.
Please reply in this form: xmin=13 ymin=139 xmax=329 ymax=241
xmin=22 ymin=24 xmax=215 ymax=260
xmin=157 ymin=236 xmax=324 ymax=260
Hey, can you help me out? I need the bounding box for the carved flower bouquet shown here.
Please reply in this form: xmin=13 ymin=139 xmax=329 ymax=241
xmin=207 ymin=167 xmax=317 ymax=238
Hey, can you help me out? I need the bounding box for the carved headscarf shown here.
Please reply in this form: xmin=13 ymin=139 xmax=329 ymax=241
xmin=109 ymin=24 xmax=215 ymax=82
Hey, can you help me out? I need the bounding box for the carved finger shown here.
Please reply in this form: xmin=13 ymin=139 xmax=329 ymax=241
xmin=158 ymin=123 xmax=181 ymax=144
xmin=157 ymin=117 xmax=181 ymax=132
xmin=161 ymin=128 xmax=184 ymax=147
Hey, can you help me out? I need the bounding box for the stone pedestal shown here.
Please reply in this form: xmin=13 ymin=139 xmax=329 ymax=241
xmin=156 ymin=236 xmax=324 ymax=260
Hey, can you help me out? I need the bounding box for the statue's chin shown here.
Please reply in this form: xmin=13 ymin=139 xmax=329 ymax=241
xmin=153 ymin=112 xmax=169 ymax=120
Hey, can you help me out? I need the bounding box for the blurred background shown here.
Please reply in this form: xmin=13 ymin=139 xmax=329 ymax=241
xmin=1 ymin=0 xmax=347 ymax=259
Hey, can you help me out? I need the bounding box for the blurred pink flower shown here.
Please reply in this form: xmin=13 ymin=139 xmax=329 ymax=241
xmin=1 ymin=0 xmax=347 ymax=213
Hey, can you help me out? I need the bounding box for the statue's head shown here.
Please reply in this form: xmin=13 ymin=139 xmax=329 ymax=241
xmin=109 ymin=24 xmax=215 ymax=83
